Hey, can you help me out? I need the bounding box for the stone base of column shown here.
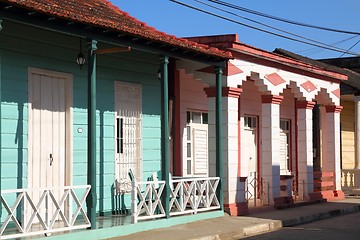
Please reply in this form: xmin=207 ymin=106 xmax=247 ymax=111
xmin=309 ymin=190 xmax=345 ymax=202
xmin=224 ymin=202 xmax=249 ymax=216
xmin=273 ymin=196 xmax=295 ymax=209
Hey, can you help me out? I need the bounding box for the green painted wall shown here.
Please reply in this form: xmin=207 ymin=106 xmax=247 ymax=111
xmin=0 ymin=20 xmax=162 ymax=220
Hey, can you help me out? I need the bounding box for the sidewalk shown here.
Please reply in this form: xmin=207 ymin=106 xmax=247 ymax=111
xmin=110 ymin=197 xmax=360 ymax=240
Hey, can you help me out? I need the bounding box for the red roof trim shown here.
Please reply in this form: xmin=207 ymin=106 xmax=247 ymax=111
xmin=229 ymin=42 xmax=347 ymax=81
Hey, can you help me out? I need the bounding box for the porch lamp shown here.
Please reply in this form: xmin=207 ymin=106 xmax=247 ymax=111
xmin=76 ymin=38 xmax=86 ymax=69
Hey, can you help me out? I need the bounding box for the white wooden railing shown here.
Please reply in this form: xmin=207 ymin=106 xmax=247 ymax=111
xmin=342 ymin=169 xmax=360 ymax=192
xmin=169 ymin=177 xmax=220 ymax=216
xmin=131 ymin=177 xmax=221 ymax=223
xmin=131 ymin=180 xmax=166 ymax=223
xmin=0 ymin=185 xmax=91 ymax=239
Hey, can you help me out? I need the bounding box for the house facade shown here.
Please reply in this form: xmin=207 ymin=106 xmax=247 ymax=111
xmin=0 ymin=0 xmax=231 ymax=239
xmin=273 ymin=51 xmax=360 ymax=195
xmin=182 ymin=35 xmax=347 ymax=215
xmin=318 ymin=57 xmax=360 ymax=193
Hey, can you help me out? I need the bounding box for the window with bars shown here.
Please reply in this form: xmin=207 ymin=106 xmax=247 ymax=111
xmin=114 ymin=82 xmax=142 ymax=190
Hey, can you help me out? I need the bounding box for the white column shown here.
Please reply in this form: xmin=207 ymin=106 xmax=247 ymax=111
xmin=261 ymin=95 xmax=283 ymax=205
xmin=296 ymin=101 xmax=315 ymax=200
xmin=323 ymin=105 xmax=343 ymax=190
xmin=354 ymin=96 xmax=360 ymax=169
xmin=223 ymin=90 xmax=242 ymax=206
xmin=205 ymin=87 xmax=242 ymax=211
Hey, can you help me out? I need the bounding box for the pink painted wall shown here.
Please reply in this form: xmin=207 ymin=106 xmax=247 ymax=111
xmin=178 ymin=69 xmax=209 ymax=176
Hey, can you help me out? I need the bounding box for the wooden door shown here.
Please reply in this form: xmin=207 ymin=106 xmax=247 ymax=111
xmin=28 ymin=68 xmax=71 ymax=223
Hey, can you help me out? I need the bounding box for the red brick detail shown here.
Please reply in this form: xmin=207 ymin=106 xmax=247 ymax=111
xmin=204 ymin=87 xmax=242 ymax=98
xmin=325 ymin=105 xmax=343 ymax=113
xmin=224 ymin=202 xmax=249 ymax=216
xmin=296 ymin=100 xmax=316 ymax=109
xmin=300 ymin=80 xmax=317 ymax=93
xmin=265 ymin=73 xmax=286 ymax=86
xmin=273 ymin=196 xmax=295 ymax=208
xmin=197 ymin=62 xmax=243 ymax=76
xmin=331 ymin=89 xmax=340 ymax=98
xmin=309 ymin=190 xmax=345 ymax=201
xmin=261 ymin=95 xmax=283 ymax=104
xmin=280 ymin=185 xmax=287 ymax=191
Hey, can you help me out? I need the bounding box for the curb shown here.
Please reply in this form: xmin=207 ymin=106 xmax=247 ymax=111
xmin=192 ymin=205 xmax=360 ymax=240
xmin=282 ymin=205 xmax=360 ymax=227
xmin=193 ymin=220 xmax=283 ymax=240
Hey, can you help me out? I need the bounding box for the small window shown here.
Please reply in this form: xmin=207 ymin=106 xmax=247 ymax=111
xmin=192 ymin=112 xmax=202 ymax=124
xmin=245 ymin=116 xmax=257 ymax=129
xmin=202 ymin=113 xmax=208 ymax=124
xmin=187 ymin=111 xmax=191 ymax=124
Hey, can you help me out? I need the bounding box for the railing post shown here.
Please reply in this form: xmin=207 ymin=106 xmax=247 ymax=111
xmin=131 ymin=181 xmax=137 ymax=224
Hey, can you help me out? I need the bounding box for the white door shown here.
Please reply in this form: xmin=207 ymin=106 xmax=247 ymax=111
xmin=114 ymin=82 xmax=142 ymax=192
xmin=243 ymin=116 xmax=258 ymax=200
xmin=28 ymin=68 xmax=72 ymax=222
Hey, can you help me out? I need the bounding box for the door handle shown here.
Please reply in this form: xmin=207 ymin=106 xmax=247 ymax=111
xmin=49 ymin=153 xmax=53 ymax=166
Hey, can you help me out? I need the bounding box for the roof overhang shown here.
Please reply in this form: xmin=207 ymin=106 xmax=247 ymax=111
xmin=0 ymin=1 xmax=230 ymax=66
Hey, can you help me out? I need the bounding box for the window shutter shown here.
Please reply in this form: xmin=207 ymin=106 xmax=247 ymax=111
xmin=279 ymin=130 xmax=288 ymax=173
xmin=193 ymin=127 xmax=208 ymax=175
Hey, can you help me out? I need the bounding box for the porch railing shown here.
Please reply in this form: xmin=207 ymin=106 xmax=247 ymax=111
xmin=169 ymin=177 xmax=220 ymax=216
xmin=342 ymin=169 xmax=360 ymax=193
xmin=0 ymin=185 xmax=91 ymax=239
xmin=131 ymin=177 xmax=220 ymax=223
xmin=131 ymin=180 xmax=166 ymax=223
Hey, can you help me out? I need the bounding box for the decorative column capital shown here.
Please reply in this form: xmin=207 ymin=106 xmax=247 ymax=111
xmin=325 ymin=105 xmax=343 ymax=113
xmin=261 ymin=94 xmax=283 ymax=104
xmin=86 ymin=39 xmax=98 ymax=51
xmin=296 ymin=100 xmax=316 ymax=109
xmin=159 ymin=55 xmax=169 ymax=64
xmin=204 ymin=87 xmax=242 ymax=98
xmin=214 ymin=65 xmax=224 ymax=75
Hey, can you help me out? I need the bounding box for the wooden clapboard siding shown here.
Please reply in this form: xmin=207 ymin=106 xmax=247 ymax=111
xmin=340 ymin=100 xmax=355 ymax=169
xmin=0 ymin=20 xmax=162 ymax=217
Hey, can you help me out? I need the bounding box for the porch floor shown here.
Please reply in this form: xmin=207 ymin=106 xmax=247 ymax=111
xmin=7 ymin=214 xmax=132 ymax=240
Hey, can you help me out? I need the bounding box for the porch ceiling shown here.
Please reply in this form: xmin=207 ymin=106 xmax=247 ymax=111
xmin=0 ymin=0 xmax=231 ymax=65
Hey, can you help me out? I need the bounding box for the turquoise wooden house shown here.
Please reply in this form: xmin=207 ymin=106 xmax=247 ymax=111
xmin=0 ymin=0 xmax=231 ymax=239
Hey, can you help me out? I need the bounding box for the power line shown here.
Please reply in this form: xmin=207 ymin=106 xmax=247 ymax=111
xmin=296 ymin=35 xmax=360 ymax=56
xmin=194 ymin=0 xmax=354 ymax=54
xmin=339 ymin=38 xmax=360 ymax=58
xmin=169 ymin=0 xmax=359 ymax=55
xmin=208 ymin=0 xmax=360 ymax=35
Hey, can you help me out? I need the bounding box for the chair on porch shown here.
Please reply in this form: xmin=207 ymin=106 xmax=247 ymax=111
xmin=128 ymin=169 xmax=160 ymax=215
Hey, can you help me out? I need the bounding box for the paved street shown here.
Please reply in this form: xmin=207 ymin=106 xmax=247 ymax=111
xmin=243 ymin=211 xmax=360 ymax=240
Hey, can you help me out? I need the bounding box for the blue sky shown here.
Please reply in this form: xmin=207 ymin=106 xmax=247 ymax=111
xmin=113 ymin=0 xmax=360 ymax=60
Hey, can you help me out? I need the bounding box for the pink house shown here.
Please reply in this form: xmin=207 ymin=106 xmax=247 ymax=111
xmin=174 ymin=34 xmax=347 ymax=215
